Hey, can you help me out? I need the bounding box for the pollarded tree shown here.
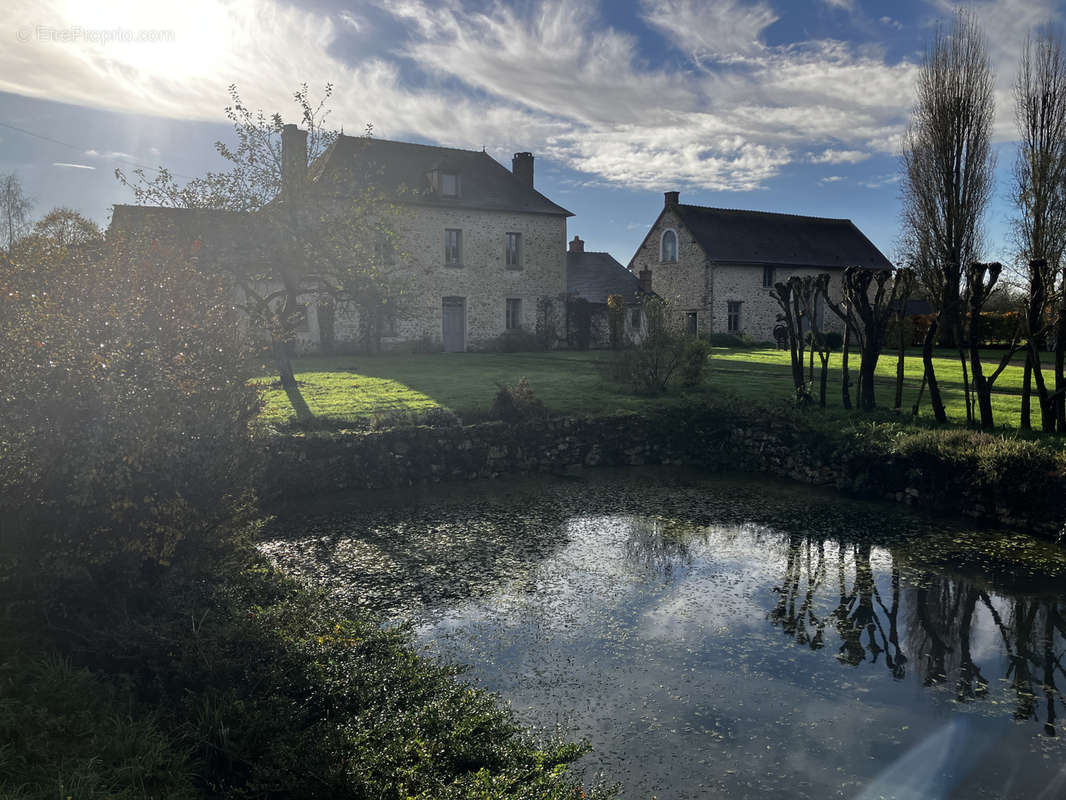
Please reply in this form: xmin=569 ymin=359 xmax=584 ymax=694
xmin=1014 ymin=28 xmax=1066 ymax=432
xmin=825 ymin=268 xmax=914 ymax=412
xmin=900 ymin=9 xmax=996 ymax=419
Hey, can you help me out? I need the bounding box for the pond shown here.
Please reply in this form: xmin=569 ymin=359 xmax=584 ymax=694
xmin=261 ymin=468 xmax=1066 ymax=799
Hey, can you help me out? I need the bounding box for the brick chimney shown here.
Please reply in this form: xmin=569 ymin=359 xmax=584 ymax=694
xmin=512 ymin=152 xmax=534 ymax=188
xmin=281 ymin=123 xmax=308 ymax=199
xmin=638 ymin=268 xmax=652 ymax=294
xmin=569 ymin=235 xmax=584 ymax=253
xmin=664 ymin=190 xmax=679 ymax=209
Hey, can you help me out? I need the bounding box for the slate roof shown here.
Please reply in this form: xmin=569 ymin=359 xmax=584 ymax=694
xmin=567 ymin=250 xmax=646 ymax=304
xmin=672 ymin=205 xmax=892 ymax=270
xmin=307 ymin=136 xmax=573 ymax=217
xmin=108 ymin=205 xmax=270 ymax=269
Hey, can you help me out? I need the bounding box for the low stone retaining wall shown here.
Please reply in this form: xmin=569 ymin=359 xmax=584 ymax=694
xmin=263 ymin=408 xmax=1066 ymax=543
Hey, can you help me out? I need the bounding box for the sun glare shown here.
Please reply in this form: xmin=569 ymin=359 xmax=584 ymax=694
xmin=60 ymin=0 xmax=233 ymax=80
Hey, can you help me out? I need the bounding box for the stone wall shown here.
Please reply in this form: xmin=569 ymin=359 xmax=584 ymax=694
xmin=713 ymin=264 xmax=846 ymax=342
xmin=628 ymin=208 xmax=850 ymax=341
xmin=325 ymin=206 xmax=567 ymax=352
xmin=629 ymin=208 xmax=713 ymax=336
xmin=263 ymin=409 xmax=1066 ymax=542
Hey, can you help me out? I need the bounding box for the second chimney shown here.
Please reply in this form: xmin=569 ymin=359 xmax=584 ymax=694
xmin=638 ymin=268 xmax=653 ymax=294
xmin=569 ymin=235 xmax=584 ymax=253
xmin=282 ymin=123 xmax=308 ymax=199
xmin=513 ymin=152 xmax=534 ymax=188
xmin=664 ymin=190 xmax=679 ymax=208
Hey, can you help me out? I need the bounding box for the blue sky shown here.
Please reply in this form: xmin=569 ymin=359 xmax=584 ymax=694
xmin=2 ymin=0 xmax=1062 ymax=266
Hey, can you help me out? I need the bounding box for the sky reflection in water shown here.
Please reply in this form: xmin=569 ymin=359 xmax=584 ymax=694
xmin=261 ymin=469 xmax=1066 ymax=799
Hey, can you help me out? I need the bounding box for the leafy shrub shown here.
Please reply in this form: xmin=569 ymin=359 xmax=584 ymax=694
xmin=708 ymin=332 xmax=762 ymax=348
xmin=610 ymin=299 xmax=689 ymax=394
xmin=0 ymin=234 xmax=261 ymax=603
xmin=678 ymin=338 xmax=711 ymax=387
xmin=825 ymin=331 xmax=844 ymax=350
xmin=489 ymin=329 xmax=545 ymax=353
xmin=490 ymin=376 xmax=547 ymax=422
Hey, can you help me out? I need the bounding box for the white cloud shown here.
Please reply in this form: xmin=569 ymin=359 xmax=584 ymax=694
xmin=640 ymin=0 xmax=778 ymax=61
xmin=10 ymin=0 xmax=1035 ymax=194
xmin=84 ymin=149 xmax=135 ymax=159
xmin=879 ymin=16 xmax=903 ymax=31
xmin=819 ymin=175 xmax=845 ymax=183
xmin=53 ymin=162 xmax=95 ymax=169
xmin=858 ymin=174 xmax=900 ymax=189
xmin=810 ymin=149 xmax=871 ymax=164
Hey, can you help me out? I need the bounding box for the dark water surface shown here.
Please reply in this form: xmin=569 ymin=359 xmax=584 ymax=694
xmin=261 ymin=468 xmax=1066 ymax=799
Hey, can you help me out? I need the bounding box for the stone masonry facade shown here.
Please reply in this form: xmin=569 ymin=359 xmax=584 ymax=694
xmin=629 ymin=206 xmax=847 ymax=341
xmin=628 ymin=193 xmax=890 ymax=341
xmin=332 ymin=205 xmax=567 ymax=351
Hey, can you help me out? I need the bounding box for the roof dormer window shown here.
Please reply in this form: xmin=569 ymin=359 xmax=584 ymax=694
xmin=441 ymin=172 xmax=460 ymax=197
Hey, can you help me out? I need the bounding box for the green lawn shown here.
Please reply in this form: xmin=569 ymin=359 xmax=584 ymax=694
xmin=253 ymin=346 xmax=1052 ymax=432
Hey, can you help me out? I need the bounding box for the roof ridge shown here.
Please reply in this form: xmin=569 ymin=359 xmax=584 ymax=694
xmin=336 ymin=134 xmax=488 ymax=157
xmin=678 ymin=203 xmax=851 ymax=224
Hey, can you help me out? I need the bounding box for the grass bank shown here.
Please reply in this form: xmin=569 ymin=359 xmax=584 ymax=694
xmin=253 ymin=346 xmax=1053 ymax=433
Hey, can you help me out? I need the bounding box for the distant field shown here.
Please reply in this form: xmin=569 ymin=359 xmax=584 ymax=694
xmin=252 ymin=346 xmax=1050 ymax=431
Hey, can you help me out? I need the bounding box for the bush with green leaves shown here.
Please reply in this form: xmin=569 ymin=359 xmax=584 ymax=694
xmin=490 ymin=376 xmax=547 ymax=423
xmin=610 ymin=299 xmax=692 ymax=394
xmin=0 ymin=233 xmax=261 ymax=602
xmin=678 ymin=338 xmax=711 ymax=387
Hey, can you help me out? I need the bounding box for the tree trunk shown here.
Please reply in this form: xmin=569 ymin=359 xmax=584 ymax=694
xmin=894 ymin=315 xmax=905 ymax=410
xmin=1029 ymin=339 xmax=1056 ymax=432
xmin=841 ymin=321 xmax=852 ymax=410
xmin=1021 ymin=354 xmax=1032 ymax=431
xmin=859 ymin=340 xmax=879 ymax=411
xmin=923 ymin=318 xmax=947 ymax=423
xmin=1057 ymin=269 xmax=1066 ymax=432
xmin=819 ymin=353 xmax=828 ymax=408
xmin=969 ymin=314 xmax=994 ymax=429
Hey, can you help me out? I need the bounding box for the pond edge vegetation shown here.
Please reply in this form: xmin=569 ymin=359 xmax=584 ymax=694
xmin=264 ymin=401 xmax=1066 ymax=545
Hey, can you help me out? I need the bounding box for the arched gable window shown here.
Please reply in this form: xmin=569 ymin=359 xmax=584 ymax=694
xmin=660 ymin=229 xmax=677 ymax=263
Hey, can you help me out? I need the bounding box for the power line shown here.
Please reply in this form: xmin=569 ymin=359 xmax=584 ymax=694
xmin=0 ymin=120 xmax=196 ymax=179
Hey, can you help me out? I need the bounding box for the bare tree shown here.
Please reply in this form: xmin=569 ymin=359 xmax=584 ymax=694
xmin=1014 ymin=28 xmax=1066 ymax=432
xmin=0 ymin=172 xmax=34 ymax=253
xmin=900 ymin=9 xmax=996 ymax=421
xmin=117 ymin=85 xmax=401 ymax=422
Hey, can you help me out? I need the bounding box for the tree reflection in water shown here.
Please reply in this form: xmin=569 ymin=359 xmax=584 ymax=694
xmin=768 ymin=534 xmax=1065 ymax=736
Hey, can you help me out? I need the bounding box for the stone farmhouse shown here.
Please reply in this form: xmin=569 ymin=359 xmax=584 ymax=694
xmin=628 ymin=191 xmax=893 ymax=340
xmin=112 ymin=126 xmax=574 ymax=354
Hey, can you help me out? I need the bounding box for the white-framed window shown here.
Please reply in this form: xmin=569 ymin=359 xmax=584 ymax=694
xmin=506 ymin=232 xmax=521 ymax=269
xmin=660 ymin=229 xmax=678 ymax=263
xmin=762 ymin=265 xmax=775 ymax=288
xmin=444 ymin=228 xmax=462 ymax=266
xmin=727 ymin=301 xmax=742 ymax=333
xmin=631 ymin=307 xmax=641 ymax=328
xmin=506 ymin=298 xmax=522 ymax=330
xmin=441 ymin=172 xmax=460 ymax=197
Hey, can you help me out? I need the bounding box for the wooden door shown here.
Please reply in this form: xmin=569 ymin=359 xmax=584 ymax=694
xmin=442 ymin=296 xmax=466 ymax=352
